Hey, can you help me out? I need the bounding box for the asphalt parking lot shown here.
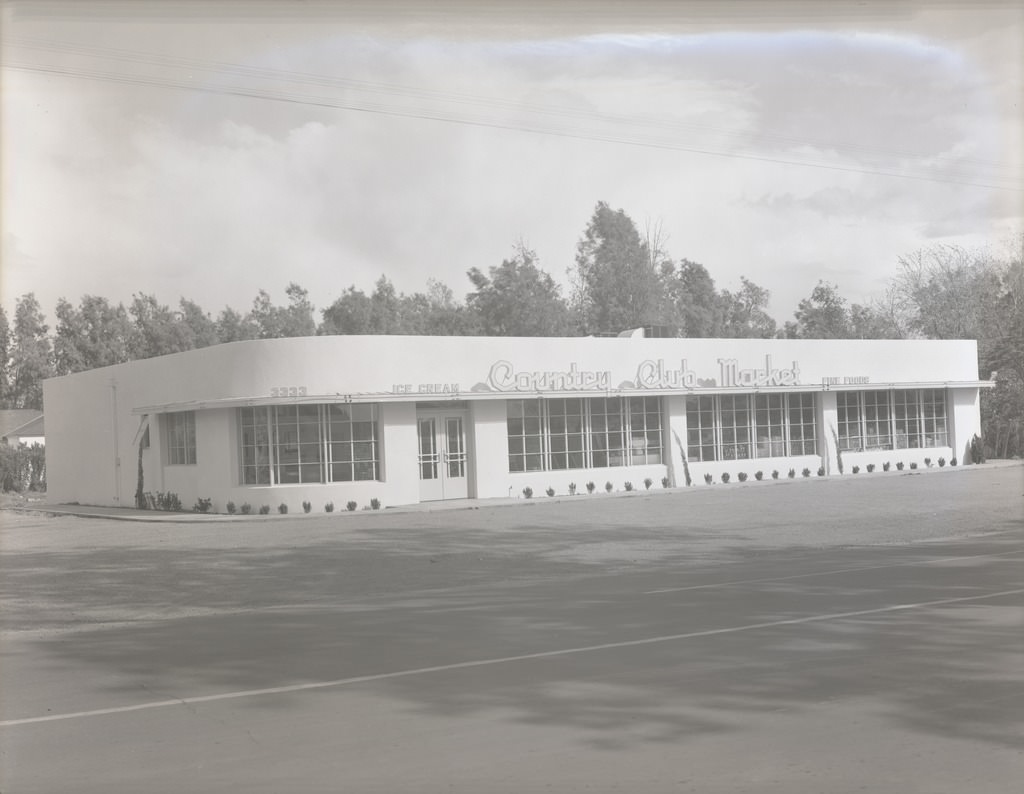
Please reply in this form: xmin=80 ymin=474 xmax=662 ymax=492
xmin=1 ymin=464 xmax=1022 ymax=793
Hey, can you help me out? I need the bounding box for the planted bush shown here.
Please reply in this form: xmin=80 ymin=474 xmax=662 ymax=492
xmin=325 ymin=501 xmax=335 ymax=513
xmin=950 ymin=457 xmax=958 ymax=466
xmin=302 ymin=500 xmax=312 ymax=513
xmin=817 ymin=466 xmax=825 ymax=477
xmin=522 ymin=486 xmax=533 ymax=498
xmin=226 ymin=500 xmax=237 ymax=514
xmin=883 ymin=461 xmax=891 ymax=472
xmin=193 ymin=497 xmax=213 ymax=513
xmin=347 ymin=500 xmax=358 ymax=512
xmin=545 ymin=486 xmax=555 ymax=497
xmin=721 ymin=472 xmax=731 ymax=483
xmin=644 ymin=477 xmax=653 ymax=490
xmin=896 ymin=461 xmax=905 ymax=471
xmin=240 ymin=502 xmax=252 ymax=515
xmin=661 ymin=476 xmax=670 ymax=488
xmin=852 ymin=465 xmax=860 ymax=474
xmin=278 ymin=503 xmax=288 ymax=514
xmin=370 ymin=498 xmax=381 ymax=510
xmin=154 ymin=491 xmax=182 ymax=511
xmin=738 ymin=472 xmax=748 ymax=482
xmin=704 ymin=473 xmax=713 ymax=484
xmin=586 ymin=481 xmax=596 ymax=494
xmin=801 ymin=468 xmax=811 ymax=478
xmin=258 ymin=505 xmax=270 ymax=515
xmin=569 ymin=482 xmax=577 ymax=495
xmin=924 ymin=457 xmax=932 ymax=468
xmin=938 ymin=457 xmax=946 ymax=467
xmin=755 ymin=471 xmax=764 ymax=481
xmin=605 ymin=481 xmax=614 ymax=493
xmin=771 ymin=470 xmax=779 ymax=480
xmin=910 ymin=462 xmax=918 ymax=470
xmin=787 ymin=468 xmax=796 ymax=479
xmin=866 ymin=463 xmax=875 ymax=473
xmin=624 ymin=481 xmax=634 ymax=491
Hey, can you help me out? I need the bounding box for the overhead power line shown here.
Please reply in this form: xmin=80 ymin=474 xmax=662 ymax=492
xmin=3 ymin=36 xmax=1021 ymax=192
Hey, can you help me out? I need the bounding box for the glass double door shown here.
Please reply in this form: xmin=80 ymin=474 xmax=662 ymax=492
xmin=417 ymin=412 xmax=469 ymax=501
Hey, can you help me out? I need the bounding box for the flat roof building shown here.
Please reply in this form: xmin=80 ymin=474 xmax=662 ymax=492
xmin=42 ymin=335 xmax=989 ymax=512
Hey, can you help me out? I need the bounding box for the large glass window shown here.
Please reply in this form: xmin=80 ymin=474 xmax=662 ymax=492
xmin=238 ymin=404 xmax=380 ymax=485
xmin=166 ymin=411 xmax=196 ymax=465
xmin=839 ymin=390 xmax=947 ymax=452
xmin=506 ymin=397 xmax=663 ymax=472
xmin=687 ymin=393 xmax=818 ymax=461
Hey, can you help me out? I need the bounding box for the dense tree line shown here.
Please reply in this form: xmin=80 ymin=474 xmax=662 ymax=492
xmin=0 ymin=202 xmax=1020 ymax=457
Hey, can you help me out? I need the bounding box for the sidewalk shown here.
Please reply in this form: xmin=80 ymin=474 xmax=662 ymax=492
xmin=10 ymin=459 xmax=1020 ymax=523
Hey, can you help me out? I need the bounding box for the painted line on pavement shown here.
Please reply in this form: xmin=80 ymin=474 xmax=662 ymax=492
xmin=643 ymin=549 xmax=1024 ymax=594
xmin=3 ymin=586 xmax=1023 ymax=729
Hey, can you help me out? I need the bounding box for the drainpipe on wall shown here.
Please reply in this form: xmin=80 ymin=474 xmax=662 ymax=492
xmin=110 ymin=378 xmax=121 ymax=505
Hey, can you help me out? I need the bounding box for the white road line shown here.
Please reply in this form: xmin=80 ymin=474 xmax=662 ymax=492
xmin=3 ymin=586 xmax=1023 ymax=729
xmin=643 ymin=549 xmax=1024 ymax=594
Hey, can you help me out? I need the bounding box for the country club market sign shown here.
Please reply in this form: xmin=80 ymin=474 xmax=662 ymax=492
xmin=475 ymin=356 xmax=803 ymax=393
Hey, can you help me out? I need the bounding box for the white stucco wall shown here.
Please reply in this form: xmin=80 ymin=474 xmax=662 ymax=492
xmin=42 ymin=335 xmax=987 ymax=510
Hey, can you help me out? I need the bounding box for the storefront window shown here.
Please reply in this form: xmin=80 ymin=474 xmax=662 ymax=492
xmin=688 ymin=393 xmax=818 ymax=461
xmin=238 ymin=404 xmax=380 ymax=485
xmin=839 ymin=389 xmax=947 ymax=452
xmin=166 ymin=411 xmax=196 ymax=465
xmin=507 ymin=397 xmax=662 ymax=472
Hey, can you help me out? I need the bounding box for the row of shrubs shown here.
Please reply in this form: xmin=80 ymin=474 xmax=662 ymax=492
xmin=521 ymin=477 xmax=672 ymax=498
xmin=701 ymin=456 xmax=959 ymax=484
xmin=143 ymin=492 xmax=383 ymax=514
xmin=0 ymin=443 xmax=46 ymax=493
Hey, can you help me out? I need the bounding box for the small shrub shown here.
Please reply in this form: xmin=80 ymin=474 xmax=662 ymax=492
xmin=771 ymin=470 xmax=779 ymax=480
xmin=817 ymin=466 xmax=825 ymax=477
xmin=545 ymin=486 xmax=555 ymax=497
xmin=910 ymin=462 xmax=918 ymax=470
xmin=704 ymin=473 xmax=713 ymax=484
xmin=801 ymin=468 xmax=811 ymax=478
xmin=624 ymin=481 xmax=634 ymax=491
xmin=302 ymin=500 xmax=311 ymax=513
xmin=938 ymin=457 xmax=946 ymax=467
xmin=883 ymin=461 xmax=891 ymax=472
xmin=569 ymin=482 xmax=577 ymax=495
xmin=755 ymin=471 xmax=764 ymax=481
xmin=258 ymin=505 xmax=270 ymax=515
xmin=738 ymin=472 xmax=748 ymax=482
xmin=787 ymin=468 xmax=796 ymax=479
xmin=924 ymin=457 xmax=932 ymax=468
xmin=866 ymin=463 xmax=875 ymax=473
xmin=644 ymin=477 xmax=653 ymax=490
xmin=325 ymin=501 xmax=335 ymax=513
xmin=240 ymin=502 xmax=252 ymax=515
xmin=950 ymin=457 xmax=958 ymax=466
xmin=193 ymin=497 xmax=213 ymax=513
xmin=605 ymin=481 xmax=614 ymax=493
xmin=522 ymin=486 xmax=533 ymax=499
xmin=586 ymin=481 xmax=596 ymax=494
xmin=721 ymin=472 xmax=731 ymax=483
xmin=155 ymin=491 xmax=182 ymax=511
xmin=347 ymin=500 xmax=358 ymax=512
xmin=370 ymin=498 xmax=381 ymax=510
xmin=970 ymin=434 xmax=985 ymax=463
xmin=278 ymin=503 xmax=288 ymax=514
xmin=896 ymin=461 xmax=904 ymax=471
xmin=852 ymin=465 xmax=860 ymax=474
xmin=226 ymin=500 xmax=237 ymax=514
xmin=661 ymin=476 xmax=670 ymax=488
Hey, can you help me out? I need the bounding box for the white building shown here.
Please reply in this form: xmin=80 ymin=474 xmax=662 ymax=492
xmin=42 ymin=335 xmax=989 ymax=511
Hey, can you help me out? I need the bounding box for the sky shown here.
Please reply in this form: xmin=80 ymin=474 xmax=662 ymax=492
xmin=2 ymin=0 xmax=1022 ymax=327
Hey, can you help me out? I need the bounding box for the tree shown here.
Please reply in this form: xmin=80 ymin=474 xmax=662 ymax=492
xmin=179 ymin=299 xmax=220 ymax=349
xmin=789 ymin=281 xmax=853 ymax=339
xmin=216 ymin=306 xmax=257 ymax=343
xmin=0 ymin=307 xmax=10 ymax=406
xmin=128 ymin=294 xmax=193 ymax=359
xmin=53 ymin=296 xmax=132 ymax=375
xmin=319 ymin=286 xmax=374 ymax=335
xmin=467 ymin=244 xmax=573 ymax=336
xmin=718 ymin=277 xmax=777 ymax=338
xmin=571 ymin=202 xmax=663 ymax=334
xmin=661 ymin=259 xmax=721 ymax=337
xmin=7 ymin=294 xmax=52 ymax=409
xmin=401 ymin=279 xmax=476 ymax=336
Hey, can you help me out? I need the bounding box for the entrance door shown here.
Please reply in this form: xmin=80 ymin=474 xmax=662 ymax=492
xmin=417 ymin=413 xmax=470 ymax=501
